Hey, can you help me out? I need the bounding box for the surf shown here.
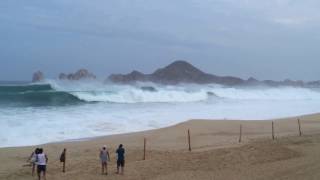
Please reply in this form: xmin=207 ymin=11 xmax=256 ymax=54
xmin=1 ymin=80 xmax=320 ymax=147
xmin=1 ymin=81 xmax=320 ymax=107
xmin=0 ymin=84 xmax=84 ymax=107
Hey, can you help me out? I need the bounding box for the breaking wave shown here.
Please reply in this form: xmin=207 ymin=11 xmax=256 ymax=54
xmin=0 ymin=80 xmax=320 ymax=107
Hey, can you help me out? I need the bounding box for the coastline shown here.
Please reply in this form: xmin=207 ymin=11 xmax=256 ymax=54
xmin=1 ymin=113 xmax=320 ymax=180
xmin=2 ymin=112 xmax=319 ymax=149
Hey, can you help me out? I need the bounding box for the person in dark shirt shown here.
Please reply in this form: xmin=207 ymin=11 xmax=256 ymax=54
xmin=116 ymin=144 xmax=125 ymax=174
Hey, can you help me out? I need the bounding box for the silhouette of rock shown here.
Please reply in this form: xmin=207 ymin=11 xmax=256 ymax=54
xmin=260 ymin=79 xmax=305 ymax=87
xmin=59 ymin=69 xmax=96 ymax=80
xmin=107 ymin=60 xmax=320 ymax=87
xmin=59 ymin=73 xmax=68 ymax=80
xmin=108 ymin=60 xmax=245 ymax=85
xmin=150 ymin=60 xmax=209 ymax=84
xmin=307 ymin=80 xmax=320 ymax=87
xmin=282 ymin=79 xmax=304 ymax=87
xmin=109 ymin=71 xmax=148 ymax=83
xmin=245 ymin=77 xmax=264 ymax=86
xmin=32 ymin=71 xmax=44 ymax=82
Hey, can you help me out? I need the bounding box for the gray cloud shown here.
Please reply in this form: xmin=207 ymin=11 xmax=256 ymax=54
xmin=0 ymin=0 xmax=320 ymax=81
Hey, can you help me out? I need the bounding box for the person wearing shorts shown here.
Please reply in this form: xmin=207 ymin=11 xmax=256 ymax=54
xmin=36 ymin=148 xmax=48 ymax=180
xmin=116 ymin=144 xmax=125 ymax=174
xmin=99 ymin=145 xmax=110 ymax=175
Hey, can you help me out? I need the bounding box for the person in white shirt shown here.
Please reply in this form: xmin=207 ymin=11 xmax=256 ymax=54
xmin=99 ymin=145 xmax=110 ymax=175
xmin=36 ymin=148 xmax=48 ymax=180
xmin=27 ymin=148 xmax=39 ymax=176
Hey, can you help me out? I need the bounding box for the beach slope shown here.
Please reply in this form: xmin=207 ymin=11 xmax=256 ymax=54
xmin=1 ymin=114 xmax=320 ymax=180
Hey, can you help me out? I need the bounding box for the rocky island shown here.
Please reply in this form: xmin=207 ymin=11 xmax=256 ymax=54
xmin=32 ymin=71 xmax=45 ymax=82
xmin=108 ymin=60 xmax=245 ymax=85
xmin=107 ymin=60 xmax=319 ymax=87
xmin=31 ymin=60 xmax=320 ymax=87
xmin=59 ymin=69 xmax=96 ymax=80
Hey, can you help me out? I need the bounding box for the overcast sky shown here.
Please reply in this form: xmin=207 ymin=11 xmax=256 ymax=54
xmin=1 ymin=0 xmax=320 ymax=81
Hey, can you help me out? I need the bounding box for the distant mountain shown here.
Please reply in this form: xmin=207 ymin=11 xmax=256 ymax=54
xmin=30 ymin=60 xmax=320 ymax=87
xmin=108 ymin=60 xmax=320 ymax=87
xmin=108 ymin=60 xmax=245 ymax=85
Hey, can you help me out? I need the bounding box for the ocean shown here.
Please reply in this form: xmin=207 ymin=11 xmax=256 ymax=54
xmin=1 ymin=80 xmax=320 ymax=147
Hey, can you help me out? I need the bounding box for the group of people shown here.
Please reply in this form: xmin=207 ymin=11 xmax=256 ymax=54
xmin=100 ymin=144 xmax=125 ymax=175
xmin=26 ymin=144 xmax=125 ymax=179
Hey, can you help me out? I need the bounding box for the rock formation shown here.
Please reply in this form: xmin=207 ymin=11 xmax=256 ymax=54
xmin=32 ymin=71 xmax=44 ymax=82
xmin=107 ymin=60 xmax=320 ymax=87
xmin=246 ymin=77 xmax=260 ymax=85
xmin=59 ymin=73 xmax=68 ymax=80
xmin=109 ymin=71 xmax=148 ymax=84
xmin=261 ymin=79 xmax=305 ymax=87
xmin=307 ymin=80 xmax=320 ymax=87
xmin=282 ymin=79 xmax=304 ymax=87
xmin=59 ymin=69 xmax=96 ymax=80
xmin=108 ymin=60 xmax=245 ymax=85
xmin=27 ymin=60 xmax=317 ymax=88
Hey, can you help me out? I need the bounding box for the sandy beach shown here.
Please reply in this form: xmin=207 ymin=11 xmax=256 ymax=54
xmin=1 ymin=113 xmax=320 ymax=180
xmin=2 ymin=0 xmax=320 ymax=179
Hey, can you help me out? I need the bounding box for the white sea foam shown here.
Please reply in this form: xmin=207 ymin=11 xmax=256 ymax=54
xmin=48 ymin=80 xmax=320 ymax=102
xmin=0 ymin=80 xmax=320 ymax=147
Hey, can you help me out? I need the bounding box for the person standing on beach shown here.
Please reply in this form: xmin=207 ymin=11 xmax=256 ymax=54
xmin=26 ymin=148 xmax=39 ymax=176
xmin=36 ymin=148 xmax=48 ymax=180
xmin=116 ymin=144 xmax=125 ymax=175
xmin=99 ymin=145 xmax=110 ymax=175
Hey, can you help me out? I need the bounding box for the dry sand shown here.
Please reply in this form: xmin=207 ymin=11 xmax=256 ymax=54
xmin=1 ymin=113 xmax=320 ymax=180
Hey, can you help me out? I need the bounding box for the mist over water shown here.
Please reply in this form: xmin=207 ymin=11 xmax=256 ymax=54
xmin=0 ymin=80 xmax=320 ymax=147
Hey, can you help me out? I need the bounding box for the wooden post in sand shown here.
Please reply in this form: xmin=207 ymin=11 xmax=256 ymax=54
xmin=61 ymin=148 xmax=66 ymax=173
xmin=143 ymin=138 xmax=146 ymax=160
xmin=272 ymin=121 xmax=275 ymax=140
xmin=188 ymin=129 xmax=191 ymax=152
xmin=298 ymin=118 xmax=302 ymax=136
xmin=239 ymin=124 xmax=242 ymax=143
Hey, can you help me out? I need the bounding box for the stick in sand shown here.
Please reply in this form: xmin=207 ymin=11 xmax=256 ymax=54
xmin=298 ymin=118 xmax=302 ymax=136
xmin=188 ymin=129 xmax=191 ymax=151
xmin=60 ymin=148 xmax=66 ymax=173
xmin=143 ymin=138 xmax=146 ymax=160
xmin=272 ymin=121 xmax=275 ymax=140
xmin=239 ymin=124 xmax=242 ymax=143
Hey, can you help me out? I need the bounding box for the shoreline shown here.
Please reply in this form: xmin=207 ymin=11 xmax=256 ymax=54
xmin=1 ymin=112 xmax=319 ymax=149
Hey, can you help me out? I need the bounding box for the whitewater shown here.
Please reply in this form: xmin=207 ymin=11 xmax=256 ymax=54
xmin=0 ymin=80 xmax=320 ymax=147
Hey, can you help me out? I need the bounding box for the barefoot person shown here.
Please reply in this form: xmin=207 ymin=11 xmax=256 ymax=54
xmin=99 ymin=145 xmax=110 ymax=175
xmin=116 ymin=144 xmax=125 ymax=175
xmin=36 ymin=148 xmax=48 ymax=180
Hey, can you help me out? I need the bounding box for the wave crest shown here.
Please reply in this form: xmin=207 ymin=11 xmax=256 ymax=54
xmin=1 ymin=80 xmax=320 ymax=107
